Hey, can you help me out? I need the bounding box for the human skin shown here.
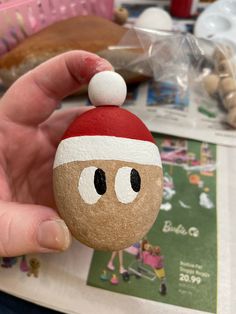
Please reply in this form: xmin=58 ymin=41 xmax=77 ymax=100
xmin=0 ymin=50 xmax=112 ymax=256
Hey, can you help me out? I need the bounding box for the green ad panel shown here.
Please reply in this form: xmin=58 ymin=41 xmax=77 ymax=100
xmin=87 ymin=134 xmax=217 ymax=313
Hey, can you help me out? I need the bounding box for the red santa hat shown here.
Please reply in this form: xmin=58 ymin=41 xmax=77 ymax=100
xmin=53 ymin=71 xmax=162 ymax=169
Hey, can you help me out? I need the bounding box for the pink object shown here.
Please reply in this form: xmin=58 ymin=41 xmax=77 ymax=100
xmin=20 ymin=255 xmax=29 ymax=272
xmin=0 ymin=0 xmax=114 ymax=56
xmin=110 ymin=274 xmax=119 ymax=285
xmin=107 ymin=261 xmax=115 ymax=271
xmin=124 ymin=245 xmax=139 ymax=256
xmin=161 ymin=148 xmax=188 ymax=164
xmin=142 ymin=251 xmax=164 ymax=269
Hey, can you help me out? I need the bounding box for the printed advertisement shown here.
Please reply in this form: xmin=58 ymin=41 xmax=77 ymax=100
xmin=119 ymin=81 xmax=236 ymax=147
xmin=87 ymin=134 xmax=217 ymax=313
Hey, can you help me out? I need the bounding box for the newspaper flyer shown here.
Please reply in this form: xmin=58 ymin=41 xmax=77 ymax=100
xmin=87 ymin=134 xmax=218 ymax=313
xmin=62 ymin=78 xmax=236 ymax=147
xmin=0 ymin=134 xmax=233 ymax=314
xmin=123 ymin=81 xmax=236 ymax=147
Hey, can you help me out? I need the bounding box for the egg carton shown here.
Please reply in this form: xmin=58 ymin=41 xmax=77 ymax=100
xmin=0 ymin=0 xmax=114 ymax=56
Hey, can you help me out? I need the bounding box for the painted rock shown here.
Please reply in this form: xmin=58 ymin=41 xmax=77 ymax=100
xmin=53 ymin=71 xmax=163 ymax=251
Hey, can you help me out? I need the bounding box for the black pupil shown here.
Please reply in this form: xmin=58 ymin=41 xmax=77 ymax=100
xmin=130 ymin=169 xmax=141 ymax=192
xmin=94 ymin=168 xmax=106 ymax=195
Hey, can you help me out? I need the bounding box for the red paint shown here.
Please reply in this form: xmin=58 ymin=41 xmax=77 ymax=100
xmin=62 ymin=106 xmax=155 ymax=144
xmin=78 ymin=56 xmax=107 ymax=83
xmin=170 ymin=0 xmax=194 ymax=18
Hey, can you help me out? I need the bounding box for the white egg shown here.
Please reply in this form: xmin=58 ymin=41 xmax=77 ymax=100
xmin=135 ymin=7 xmax=173 ymax=31
xmin=88 ymin=71 xmax=127 ymax=107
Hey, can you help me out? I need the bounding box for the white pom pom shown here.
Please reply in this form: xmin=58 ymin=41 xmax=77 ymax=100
xmin=88 ymin=71 xmax=127 ymax=107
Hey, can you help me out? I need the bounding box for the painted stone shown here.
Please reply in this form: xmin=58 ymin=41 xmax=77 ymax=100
xmin=53 ymin=72 xmax=163 ymax=251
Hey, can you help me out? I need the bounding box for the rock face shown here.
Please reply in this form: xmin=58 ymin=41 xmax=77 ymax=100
xmin=53 ymin=72 xmax=163 ymax=251
xmin=53 ymin=105 xmax=163 ymax=251
xmin=54 ymin=159 xmax=163 ymax=251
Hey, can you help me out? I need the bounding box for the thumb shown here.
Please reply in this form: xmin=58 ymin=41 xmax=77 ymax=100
xmin=0 ymin=201 xmax=71 ymax=257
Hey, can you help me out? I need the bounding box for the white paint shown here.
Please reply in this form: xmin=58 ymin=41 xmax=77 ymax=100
xmin=199 ymin=192 xmax=214 ymax=209
xmin=88 ymin=71 xmax=127 ymax=107
xmin=115 ymin=167 xmax=138 ymax=204
xmin=78 ymin=167 xmax=101 ymax=204
xmin=160 ymin=202 xmax=172 ymax=211
xmin=53 ymin=136 xmax=162 ymax=168
xmin=162 ymin=220 xmax=200 ymax=238
xmin=135 ymin=7 xmax=173 ymax=31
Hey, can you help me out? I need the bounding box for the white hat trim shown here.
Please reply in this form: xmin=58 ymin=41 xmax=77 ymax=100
xmin=53 ymin=136 xmax=162 ymax=169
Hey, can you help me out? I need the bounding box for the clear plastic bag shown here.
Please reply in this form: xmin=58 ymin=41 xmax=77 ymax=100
xmin=109 ymin=27 xmax=236 ymax=135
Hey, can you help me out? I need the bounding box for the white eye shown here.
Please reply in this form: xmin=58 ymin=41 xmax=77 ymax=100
xmin=78 ymin=167 xmax=106 ymax=204
xmin=115 ymin=167 xmax=141 ymax=204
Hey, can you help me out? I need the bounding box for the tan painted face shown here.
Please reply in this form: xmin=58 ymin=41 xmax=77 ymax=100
xmin=53 ymin=160 xmax=163 ymax=251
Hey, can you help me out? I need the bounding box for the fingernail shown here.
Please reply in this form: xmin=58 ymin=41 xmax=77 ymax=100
xmin=37 ymin=220 xmax=71 ymax=251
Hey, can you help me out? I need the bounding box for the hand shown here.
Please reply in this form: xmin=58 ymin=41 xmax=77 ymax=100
xmin=0 ymin=51 xmax=112 ymax=257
